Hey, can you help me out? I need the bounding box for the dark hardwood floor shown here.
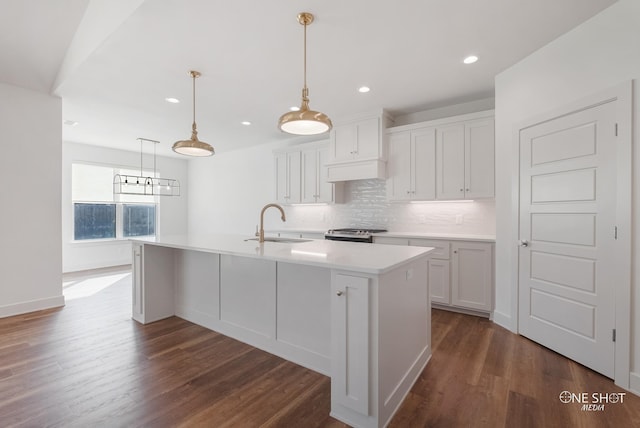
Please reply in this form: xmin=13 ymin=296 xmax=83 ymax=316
xmin=0 ymin=269 xmax=638 ymax=427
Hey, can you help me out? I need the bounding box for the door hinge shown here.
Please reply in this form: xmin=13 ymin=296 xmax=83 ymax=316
xmin=615 ymin=123 xmax=618 ymax=136
xmin=612 ymin=329 xmax=616 ymax=342
xmin=614 ymin=226 xmax=618 ymax=240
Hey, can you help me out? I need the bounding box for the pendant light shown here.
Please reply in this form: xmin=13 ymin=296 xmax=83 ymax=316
xmin=114 ymin=138 xmax=180 ymax=196
xmin=172 ymin=70 xmax=214 ymax=157
xmin=278 ymin=12 xmax=332 ymax=135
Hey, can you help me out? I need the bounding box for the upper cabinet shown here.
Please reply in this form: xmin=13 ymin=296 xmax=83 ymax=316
xmin=387 ymin=127 xmax=436 ymax=201
xmin=326 ymin=111 xmax=394 ymax=182
xmin=386 ymin=111 xmax=494 ymax=202
xmin=274 ymin=150 xmax=301 ymax=204
xmin=436 ymin=117 xmax=494 ymax=200
xmin=275 ymin=141 xmax=343 ymax=205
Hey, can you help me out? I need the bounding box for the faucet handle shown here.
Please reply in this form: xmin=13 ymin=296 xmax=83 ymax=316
xmin=255 ymin=224 xmax=259 ymax=237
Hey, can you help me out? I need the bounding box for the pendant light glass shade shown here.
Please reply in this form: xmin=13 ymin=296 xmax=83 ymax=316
xmin=278 ymin=12 xmax=332 ymax=135
xmin=173 ymin=70 xmax=214 ymax=157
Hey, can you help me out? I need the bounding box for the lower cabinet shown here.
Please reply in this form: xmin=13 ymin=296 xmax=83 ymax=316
xmin=332 ymin=273 xmax=370 ymax=415
xmin=451 ymin=241 xmax=493 ymax=312
xmin=373 ymin=236 xmax=493 ymax=315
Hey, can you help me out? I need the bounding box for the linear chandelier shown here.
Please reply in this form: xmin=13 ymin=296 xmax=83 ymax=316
xmin=113 ymin=138 xmax=180 ymax=197
xmin=278 ymin=12 xmax=332 ymax=135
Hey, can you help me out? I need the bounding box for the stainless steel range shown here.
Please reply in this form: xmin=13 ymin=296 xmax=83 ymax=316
xmin=324 ymin=228 xmax=387 ymax=243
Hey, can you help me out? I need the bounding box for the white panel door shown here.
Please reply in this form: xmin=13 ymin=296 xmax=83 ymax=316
xmin=428 ymin=259 xmax=450 ymax=305
xmin=519 ymin=101 xmax=617 ymax=378
xmin=316 ymin=146 xmax=334 ymax=203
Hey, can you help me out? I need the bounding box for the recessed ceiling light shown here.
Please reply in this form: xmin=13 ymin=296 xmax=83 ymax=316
xmin=63 ymin=120 xmax=78 ymax=127
xmin=290 ymin=106 xmax=300 ymax=111
xmin=241 ymin=121 xmax=251 ymax=126
xmin=358 ymin=86 xmax=370 ymax=93
xmin=463 ymin=55 xmax=478 ymax=64
xmin=165 ymin=97 xmax=180 ymax=103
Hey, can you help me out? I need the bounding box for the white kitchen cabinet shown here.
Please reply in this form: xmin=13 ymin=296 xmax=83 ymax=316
xmin=330 ymin=117 xmax=381 ymax=162
xmin=301 ymin=145 xmax=341 ymax=203
xmin=436 ymin=118 xmax=494 ymax=200
xmin=451 ymin=241 xmax=493 ymax=312
xmin=326 ymin=111 xmax=394 ymax=182
xmin=387 ymin=127 xmax=437 ymax=201
xmin=374 ymin=236 xmax=493 ymax=315
xmin=274 ymin=150 xmax=301 ymax=204
xmin=332 ymin=273 xmax=370 ymax=415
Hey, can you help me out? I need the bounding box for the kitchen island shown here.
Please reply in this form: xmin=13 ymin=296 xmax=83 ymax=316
xmin=131 ymin=234 xmax=433 ymax=428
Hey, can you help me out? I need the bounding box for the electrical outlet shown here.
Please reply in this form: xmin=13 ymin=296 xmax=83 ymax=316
xmin=455 ymin=214 xmax=464 ymax=225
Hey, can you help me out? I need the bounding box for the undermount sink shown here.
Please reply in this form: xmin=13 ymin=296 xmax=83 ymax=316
xmin=245 ymin=237 xmax=312 ymax=243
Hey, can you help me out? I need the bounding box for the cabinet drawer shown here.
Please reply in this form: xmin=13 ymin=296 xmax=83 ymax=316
xmin=373 ymin=237 xmax=409 ymax=246
xmin=409 ymin=239 xmax=450 ymax=259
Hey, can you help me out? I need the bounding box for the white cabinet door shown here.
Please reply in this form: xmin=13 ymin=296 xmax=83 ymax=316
xmin=412 ymin=128 xmax=437 ymax=200
xmin=301 ymin=148 xmax=319 ymax=204
xmin=316 ymin=146 xmax=334 ymax=203
xmin=387 ymin=127 xmax=436 ymax=201
xmin=428 ymin=259 xmax=450 ymax=305
xmin=386 ymin=132 xmax=412 ymax=201
xmin=302 ymin=146 xmax=335 ymax=204
xmin=436 ymin=124 xmax=466 ymax=200
xmin=451 ymin=242 xmax=492 ymax=312
xmin=330 ymin=117 xmax=381 ymax=162
xmin=354 ymin=117 xmax=380 ymax=159
xmin=274 ymin=151 xmax=301 ymax=204
xmin=330 ymin=124 xmax=357 ymax=162
xmin=465 ymin=118 xmax=494 ymax=199
xmin=332 ymin=273 xmax=369 ymax=415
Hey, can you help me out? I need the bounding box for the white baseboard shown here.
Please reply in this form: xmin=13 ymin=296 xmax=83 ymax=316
xmin=0 ymin=295 xmax=65 ymax=318
xmin=630 ymin=372 xmax=640 ymax=396
xmin=492 ymin=310 xmax=515 ymax=332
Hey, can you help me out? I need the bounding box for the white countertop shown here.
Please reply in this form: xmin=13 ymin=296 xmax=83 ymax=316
xmin=133 ymin=234 xmax=433 ymax=275
xmin=372 ymin=232 xmax=495 ymax=242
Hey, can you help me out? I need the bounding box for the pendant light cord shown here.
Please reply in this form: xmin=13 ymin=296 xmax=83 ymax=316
xmin=192 ymin=73 xmax=197 ymax=130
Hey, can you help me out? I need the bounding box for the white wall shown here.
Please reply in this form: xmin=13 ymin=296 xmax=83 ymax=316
xmin=0 ymin=83 xmax=64 ymax=317
xmin=494 ymin=0 xmax=639 ymax=392
xmin=62 ymin=142 xmax=188 ymax=272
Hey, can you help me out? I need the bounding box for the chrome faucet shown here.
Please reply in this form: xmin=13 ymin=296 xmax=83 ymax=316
xmin=259 ymin=203 xmax=286 ymax=243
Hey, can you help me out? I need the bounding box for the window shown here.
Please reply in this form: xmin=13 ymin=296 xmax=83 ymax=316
xmin=74 ymin=203 xmax=116 ymax=240
xmin=123 ymin=204 xmax=156 ymax=237
xmin=72 ymin=163 xmax=159 ymax=241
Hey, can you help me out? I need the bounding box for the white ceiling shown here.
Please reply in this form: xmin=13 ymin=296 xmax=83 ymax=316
xmin=1 ymin=0 xmax=617 ymax=157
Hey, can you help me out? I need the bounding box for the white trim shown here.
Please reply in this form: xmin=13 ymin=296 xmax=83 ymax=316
xmin=387 ymin=109 xmax=495 ymax=134
xmin=512 ymin=80 xmax=633 ymax=388
xmin=492 ymin=310 xmax=513 ymax=332
xmin=0 ymin=295 xmax=65 ymax=318
xmin=630 ymin=372 xmax=640 ymax=396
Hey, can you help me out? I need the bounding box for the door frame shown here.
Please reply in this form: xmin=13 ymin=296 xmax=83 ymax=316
xmin=511 ymin=81 xmax=632 ymax=388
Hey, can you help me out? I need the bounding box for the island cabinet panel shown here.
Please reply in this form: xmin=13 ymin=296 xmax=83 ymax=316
xmin=276 ymin=263 xmax=331 ymax=360
xmin=332 ymin=273 xmax=370 ymax=416
xmin=174 ymin=250 xmax=220 ymax=326
xmin=219 ymin=255 xmax=276 ymax=338
xmin=133 ymin=243 xmax=175 ymax=324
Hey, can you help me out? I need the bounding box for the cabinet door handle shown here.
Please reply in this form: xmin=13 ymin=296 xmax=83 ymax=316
xmin=465 ymin=188 xmax=469 ymax=192
xmin=453 ymin=250 xmax=457 ymax=254
xmin=519 ymin=240 xmax=529 ymax=247
xmin=336 ymin=290 xmax=344 ymax=296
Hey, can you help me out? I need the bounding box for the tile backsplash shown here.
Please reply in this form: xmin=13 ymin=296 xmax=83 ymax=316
xmin=282 ymin=179 xmax=496 ymax=235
